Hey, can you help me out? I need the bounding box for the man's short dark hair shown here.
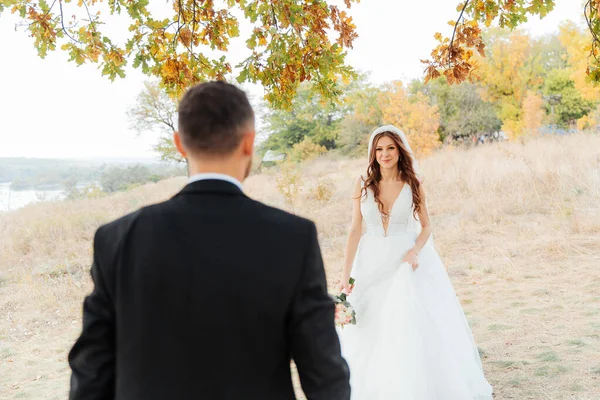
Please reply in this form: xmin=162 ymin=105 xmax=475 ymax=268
xmin=177 ymin=81 xmax=254 ymax=155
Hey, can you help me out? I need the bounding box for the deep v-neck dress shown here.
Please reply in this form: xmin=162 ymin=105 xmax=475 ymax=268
xmin=337 ymin=186 xmax=493 ymax=399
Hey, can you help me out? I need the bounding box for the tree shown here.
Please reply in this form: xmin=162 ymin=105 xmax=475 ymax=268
xmin=260 ymin=81 xmax=347 ymax=153
xmin=474 ymin=29 xmax=545 ymax=136
xmin=100 ymin=164 xmax=157 ymax=193
xmin=558 ymin=22 xmax=600 ymax=102
xmin=260 ymin=73 xmax=385 ymax=155
xmin=575 ymin=105 xmax=600 ymax=130
xmin=522 ymin=90 xmax=545 ymax=136
xmin=543 ymin=69 xmax=595 ymax=127
xmin=62 ymin=176 xmax=81 ymax=200
xmin=423 ymin=1 xmax=600 ymax=85
xmin=446 ymin=83 xmax=501 ymax=141
xmin=63 ymin=178 xmax=105 ymax=199
xmin=1 ymin=0 xmax=358 ymax=109
xmin=536 ymin=31 xmax=569 ymax=73
xmin=289 ymin=137 xmax=327 ymax=162
xmin=127 ymin=81 xmax=183 ymax=163
xmin=336 ymin=80 xmax=384 ymax=154
xmin=379 ymin=81 xmax=440 ymax=158
xmin=412 ymin=78 xmax=501 ymax=142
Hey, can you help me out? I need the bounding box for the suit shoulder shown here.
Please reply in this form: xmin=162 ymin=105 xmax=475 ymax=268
xmin=95 ymin=201 xmax=165 ymax=243
xmin=246 ymin=198 xmax=315 ymax=230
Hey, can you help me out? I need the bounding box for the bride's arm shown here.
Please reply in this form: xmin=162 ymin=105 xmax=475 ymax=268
xmin=411 ymin=183 xmax=433 ymax=254
xmin=339 ymin=177 xmax=363 ymax=292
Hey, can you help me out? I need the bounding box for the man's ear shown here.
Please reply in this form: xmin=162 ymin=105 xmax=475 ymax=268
xmin=241 ymin=130 xmax=256 ymax=157
xmin=174 ymin=131 xmax=188 ymax=158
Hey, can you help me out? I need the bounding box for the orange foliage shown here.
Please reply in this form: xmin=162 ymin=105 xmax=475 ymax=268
xmin=522 ymin=91 xmax=544 ymax=137
xmin=379 ymin=82 xmax=440 ymax=158
xmin=558 ymin=22 xmax=600 ymax=102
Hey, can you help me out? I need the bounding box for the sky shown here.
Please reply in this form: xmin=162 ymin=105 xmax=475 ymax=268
xmin=0 ymin=0 xmax=585 ymax=160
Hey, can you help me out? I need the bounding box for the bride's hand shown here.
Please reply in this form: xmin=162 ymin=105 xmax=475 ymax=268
xmin=403 ymin=249 xmax=420 ymax=271
xmin=338 ymin=276 xmax=354 ymax=295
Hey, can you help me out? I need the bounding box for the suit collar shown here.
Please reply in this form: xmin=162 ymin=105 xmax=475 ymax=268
xmin=175 ymin=179 xmax=247 ymax=198
xmin=188 ymin=173 xmax=243 ymax=191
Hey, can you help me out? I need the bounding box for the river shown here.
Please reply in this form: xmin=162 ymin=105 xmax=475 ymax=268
xmin=0 ymin=182 xmax=66 ymax=213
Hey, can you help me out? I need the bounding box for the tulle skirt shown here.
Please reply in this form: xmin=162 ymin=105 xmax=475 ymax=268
xmin=338 ymin=232 xmax=493 ymax=399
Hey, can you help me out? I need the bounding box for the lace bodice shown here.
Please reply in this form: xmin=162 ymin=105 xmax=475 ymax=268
xmin=361 ymin=184 xmax=418 ymax=237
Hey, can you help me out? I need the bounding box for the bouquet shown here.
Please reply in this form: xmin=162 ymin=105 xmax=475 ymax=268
xmin=333 ymin=277 xmax=357 ymax=328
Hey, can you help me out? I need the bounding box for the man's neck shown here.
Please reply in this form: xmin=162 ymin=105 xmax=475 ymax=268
xmin=187 ymin=159 xmax=245 ymax=183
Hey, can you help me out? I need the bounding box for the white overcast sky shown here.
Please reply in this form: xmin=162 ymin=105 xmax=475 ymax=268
xmin=0 ymin=0 xmax=585 ymax=160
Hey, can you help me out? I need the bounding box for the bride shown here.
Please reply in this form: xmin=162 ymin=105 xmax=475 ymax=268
xmin=337 ymin=125 xmax=493 ymax=399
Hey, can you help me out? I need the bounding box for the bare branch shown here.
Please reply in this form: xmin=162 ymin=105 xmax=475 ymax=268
xmin=191 ymin=0 xmax=196 ymax=56
xmin=172 ymin=0 xmax=184 ymax=50
xmin=449 ymin=0 xmax=471 ymax=60
xmin=44 ymin=0 xmax=58 ymax=18
xmin=81 ymin=0 xmax=95 ymax=24
xmin=59 ymin=0 xmax=83 ymax=44
xmin=270 ymin=4 xmax=279 ymax=28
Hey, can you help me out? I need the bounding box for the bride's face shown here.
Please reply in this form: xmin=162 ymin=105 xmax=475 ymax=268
xmin=375 ymin=135 xmax=399 ymax=170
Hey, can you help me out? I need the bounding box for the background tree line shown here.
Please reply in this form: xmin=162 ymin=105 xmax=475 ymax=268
xmin=64 ymin=164 xmax=186 ymax=199
xmin=259 ymin=23 xmax=599 ymax=160
xmin=0 ymin=157 xmax=185 ymax=197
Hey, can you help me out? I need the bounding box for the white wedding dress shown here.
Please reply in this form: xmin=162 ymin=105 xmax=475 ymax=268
xmin=338 ymin=184 xmax=493 ymax=399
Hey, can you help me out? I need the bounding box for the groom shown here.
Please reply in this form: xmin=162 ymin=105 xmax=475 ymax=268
xmin=68 ymin=81 xmax=350 ymax=399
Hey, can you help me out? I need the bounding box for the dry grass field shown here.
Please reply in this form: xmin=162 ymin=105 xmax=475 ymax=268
xmin=1 ymin=133 xmax=599 ymax=399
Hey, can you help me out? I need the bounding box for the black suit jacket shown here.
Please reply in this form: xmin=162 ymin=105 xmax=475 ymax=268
xmin=68 ymin=179 xmax=350 ymax=400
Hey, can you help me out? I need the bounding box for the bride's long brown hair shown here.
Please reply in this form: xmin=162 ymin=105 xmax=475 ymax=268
xmin=361 ymin=131 xmax=422 ymax=218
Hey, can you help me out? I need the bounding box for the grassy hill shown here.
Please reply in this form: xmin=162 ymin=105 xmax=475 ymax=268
xmin=1 ymin=133 xmax=599 ymax=399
